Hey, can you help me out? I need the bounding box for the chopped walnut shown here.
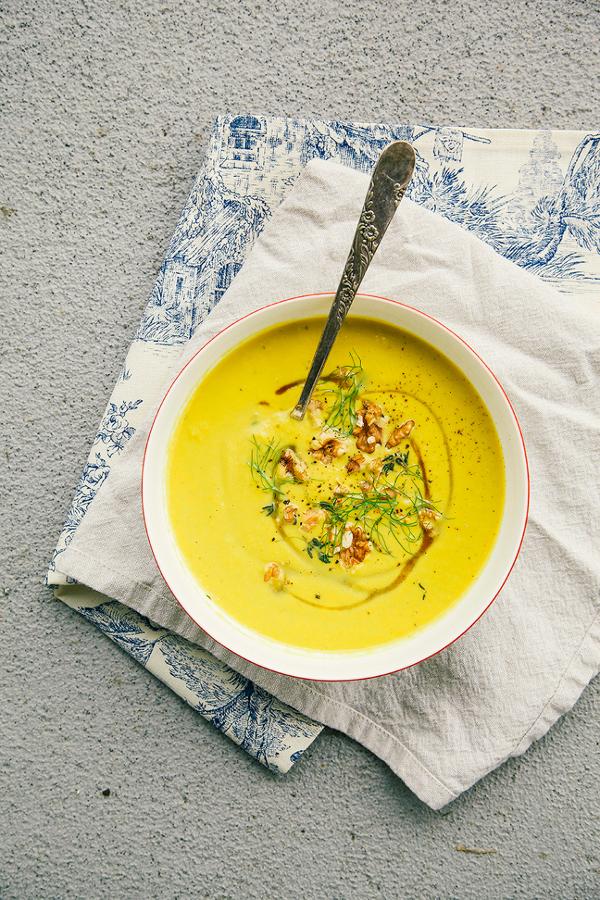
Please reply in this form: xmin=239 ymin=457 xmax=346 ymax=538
xmin=368 ymin=456 xmax=384 ymax=477
xmin=386 ymin=419 xmax=416 ymax=448
xmin=307 ymin=398 xmax=324 ymax=426
xmin=341 ymin=529 xmax=354 ymax=549
xmin=282 ymin=503 xmax=298 ymax=524
xmin=332 ymin=365 xmax=360 ymax=391
xmin=362 ymin=400 xmax=383 ymax=425
xmin=263 ymin=562 xmax=284 ymax=588
xmin=357 ymin=461 xmax=382 ymax=491
xmin=280 ymin=448 xmax=308 ymax=482
xmin=355 ymin=429 xmax=381 ymax=453
xmin=310 ymin=432 xmax=348 ymax=463
xmin=333 ymin=482 xmax=350 ymax=496
xmin=353 ymin=401 xmax=383 ymax=454
xmin=340 ymin=525 xmax=371 ymax=568
xmin=301 ymin=508 xmax=326 ymax=531
xmin=418 ymin=507 xmax=441 ymax=535
xmin=346 ymin=453 xmax=365 ymax=474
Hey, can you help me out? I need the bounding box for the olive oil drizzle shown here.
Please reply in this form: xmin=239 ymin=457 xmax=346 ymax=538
xmin=275 ymin=371 xmax=348 ymax=395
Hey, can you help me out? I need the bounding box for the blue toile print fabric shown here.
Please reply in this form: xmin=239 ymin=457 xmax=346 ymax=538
xmin=48 ymin=117 xmax=600 ymax=774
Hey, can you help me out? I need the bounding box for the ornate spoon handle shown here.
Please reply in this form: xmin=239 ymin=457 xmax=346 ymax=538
xmin=291 ymin=140 xmax=416 ymax=420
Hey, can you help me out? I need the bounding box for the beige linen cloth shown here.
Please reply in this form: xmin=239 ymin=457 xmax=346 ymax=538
xmin=59 ymin=159 xmax=600 ymax=809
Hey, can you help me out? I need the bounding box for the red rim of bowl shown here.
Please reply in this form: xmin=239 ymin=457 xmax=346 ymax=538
xmin=142 ymin=291 xmax=530 ymax=682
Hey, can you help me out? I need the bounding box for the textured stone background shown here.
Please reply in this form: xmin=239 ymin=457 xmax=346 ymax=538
xmin=1 ymin=1 xmax=599 ymax=897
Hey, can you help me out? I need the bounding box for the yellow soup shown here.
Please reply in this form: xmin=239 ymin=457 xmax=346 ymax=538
xmin=167 ymin=317 xmax=505 ymax=651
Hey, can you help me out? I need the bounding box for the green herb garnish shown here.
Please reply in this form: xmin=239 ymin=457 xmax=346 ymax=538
xmin=381 ymin=452 xmax=422 ymax=480
xmin=310 ymin=458 xmax=440 ymax=560
xmin=306 ymin=537 xmax=322 ymax=559
xmin=249 ymin=437 xmax=284 ymax=497
xmin=382 ymin=451 xmax=408 ymax=474
xmin=318 ymin=352 xmax=364 ymax=435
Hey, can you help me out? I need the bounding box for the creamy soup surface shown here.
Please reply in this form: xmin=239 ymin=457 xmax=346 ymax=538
xmin=167 ymin=317 xmax=505 ymax=651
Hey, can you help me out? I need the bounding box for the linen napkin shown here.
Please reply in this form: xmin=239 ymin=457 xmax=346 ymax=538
xmin=49 ymin=118 xmax=598 ymax=780
xmin=56 ymin=157 xmax=600 ymax=809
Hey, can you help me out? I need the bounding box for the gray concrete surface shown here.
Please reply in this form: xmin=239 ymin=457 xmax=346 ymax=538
xmin=1 ymin=1 xmax=599 ymax=897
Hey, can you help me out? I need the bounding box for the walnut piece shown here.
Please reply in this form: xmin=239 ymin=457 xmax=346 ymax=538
xmin=301 ymin=508 xmax=326 ymax=531
xmin=340 ymin=525 xmax=371 ymax=568
xmin=367 ymin=456 xmax=384 ymax=477
xmin=263 ymin=562 xmax=284 ymax=588
xmin=362 ymin=400 xmax=383 ymax=425
xmin=307 ymin=398 xmax=324 ymax=426
xmin=280 ymin=448 xmax=308 ymax=482
xmin=282 ymin=503 xmax=298 ymax=523
xmin=418 ymin=507 xmax=441 ymax=535
xmin=386 ymin=419 xmax=416 ymax=448
xmin=310 ymin=432 xmax=347 ymax=463
xmin=353 ymin=401 xmax=383 ymax=454
xmin=333 ymin=482 xmax=350 ymax=496
xmin=346 ymin=453 xmax=365 ymax=474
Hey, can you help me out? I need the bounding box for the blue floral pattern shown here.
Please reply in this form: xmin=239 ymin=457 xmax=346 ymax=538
xmin=62 ymin=595 xmax=321 ymax=770
xmin=48 ymin=452 xmax=111 ymax=575
xmin=157 ymin=635 xmax=320 ymax=770
xmin=137 ymin=172 xmax=269 ymax=345
xmin=49 ymin=396 xmax=142 ymax=575
xmin=49 ymin=117 xmax=600 ymax=773
xmin=77 ymin=600 xmax=165 ymax=665
xmin=95 ymin=398 xmax=142 ymax=457
xmin=129 ymin=120 xmax=600 ymax=350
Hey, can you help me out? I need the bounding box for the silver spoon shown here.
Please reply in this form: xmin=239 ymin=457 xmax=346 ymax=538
xmin=291 ymin=140 xmax=416 ymax=421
